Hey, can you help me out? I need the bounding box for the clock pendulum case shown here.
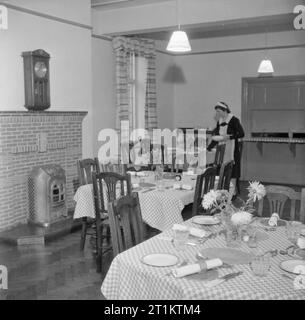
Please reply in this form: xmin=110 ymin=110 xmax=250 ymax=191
xmin=22 ymin=49 xmax=50 ymax=110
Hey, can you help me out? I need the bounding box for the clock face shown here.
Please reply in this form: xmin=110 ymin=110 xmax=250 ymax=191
xmin=34 ymin=61 xmax=47 ymax=78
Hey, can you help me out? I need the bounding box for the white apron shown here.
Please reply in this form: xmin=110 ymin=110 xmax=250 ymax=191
xmin=219 ymin=114 xmax=235 ymax=164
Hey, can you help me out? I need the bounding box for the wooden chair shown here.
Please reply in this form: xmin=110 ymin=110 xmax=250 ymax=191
xmin=76 ymin=158 xmax=101 ymax=251
xmin=101 ymin=163 xmax=127 ymax=175
xmin=192 ymin=166 xmax=217 ymax=216
xmin=92 ymin=171 xmax=132 ymax=272
xmin=235 ymin=141 xmax=243 ymax=195
xmin=257 ymin=185 xmax=305 ymax=223
xmin=210 ymin=143 xmax=226 ymax=174
xmin=217 ymin=161 xmax=234 ymax=191
xmin=108 ymin=193 xmax=145 ymax=257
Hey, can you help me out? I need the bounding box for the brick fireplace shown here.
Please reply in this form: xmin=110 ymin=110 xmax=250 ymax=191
xmin=0 ymin=111 xmax=87 ymax=232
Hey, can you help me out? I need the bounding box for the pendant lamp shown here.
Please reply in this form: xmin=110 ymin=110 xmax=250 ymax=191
xmin=166 ymin=0 xmax=191 ymax=52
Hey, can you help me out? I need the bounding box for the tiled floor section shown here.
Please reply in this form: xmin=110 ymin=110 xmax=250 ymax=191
xmin=0 ymin=181 xmax=302 ymax=300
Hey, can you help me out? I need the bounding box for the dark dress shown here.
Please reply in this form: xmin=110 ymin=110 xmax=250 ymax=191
xmin=207 ymin=116 xmax=245 ymax=179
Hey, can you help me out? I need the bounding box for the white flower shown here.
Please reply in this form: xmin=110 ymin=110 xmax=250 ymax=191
xmin=247 ymin=181 xmax=266 ymax=202
xmin=231 ymin=211 xmax=253 ymax=226
xmin=202 ymin=190 xmax=218 ymax=210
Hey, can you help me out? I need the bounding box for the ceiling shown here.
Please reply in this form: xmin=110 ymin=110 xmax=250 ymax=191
xmin=91 ymin=1 xmax=295 ymax=40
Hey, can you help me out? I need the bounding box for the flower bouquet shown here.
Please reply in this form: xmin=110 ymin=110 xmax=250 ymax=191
xmin=202 ymin=181 xmax=266 ymax=246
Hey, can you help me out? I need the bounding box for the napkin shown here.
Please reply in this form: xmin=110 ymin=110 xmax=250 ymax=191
xmin=172 ymin=224 xmax=208 ymax=238
xmin=182 ymin=184 xmax=193 ymax=190
xmin=172 ymin=224 xmax=188 ymax=232
xmin=136 ymin=172 xmax=146 ymax=177
xmin=189 ymin=227 xmax=208 ymax=238
xmin=172 ymin=259 xmax=223 ymax=278
xmin=268 ymin=213 xmax=279 ymax=227
xmin=297 ymin=230 xmax=305 ymax=249
xmin=132 ymin=183 xmax=140 ymax=189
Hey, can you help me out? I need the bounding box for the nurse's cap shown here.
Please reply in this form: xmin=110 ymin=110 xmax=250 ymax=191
xmin=215 ymin=101 xmax=231 ymax=113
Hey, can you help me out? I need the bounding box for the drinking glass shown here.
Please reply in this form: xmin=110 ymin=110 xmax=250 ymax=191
xmin=247 ymin=225 xmax=258 ymax=248
xmin=250 ymin=255 xmax=271 ymax=277
xmin=173 ymin=228 xmax=190 ymax=251
xmin=286 ymin=221 xmax=302 ymax=245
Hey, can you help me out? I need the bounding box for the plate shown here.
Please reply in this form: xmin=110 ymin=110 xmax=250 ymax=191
xmin=259 ymin=217 xmax=287 ymax=228
xmin=192 ymin=216 xmax=220 ymax=225
xmin=141 ymin=253 xmax=179 ymax=267
xmin=280 ymin=259 xmax=305 ymax=274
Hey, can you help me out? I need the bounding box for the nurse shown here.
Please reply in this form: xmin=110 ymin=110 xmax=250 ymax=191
xmin=207 ymin=101 xmax=245 ymax=198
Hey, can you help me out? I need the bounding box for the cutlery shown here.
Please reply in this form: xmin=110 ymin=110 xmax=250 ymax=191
xmin=281 ymin=273 xmax=295 ymax=280
xmin=203 ymin=271 xmax=243 ymax=288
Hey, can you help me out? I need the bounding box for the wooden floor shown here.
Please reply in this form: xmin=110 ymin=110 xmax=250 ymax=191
xmin=0 ymin=181 xmax=301 ymax=300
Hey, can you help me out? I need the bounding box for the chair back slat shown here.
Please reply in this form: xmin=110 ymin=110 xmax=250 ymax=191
xmin=77 ymin=158 xmax=100 ymax=186
xmin=301 ymin=189 xmax=305 ymax=223
xmin=108 ymin=193 xmax=144 ymax=257
xmin=192 ymin=166 xmax=217 ymax=216
xmin=217 ymin=161 xmax=234 ymax=191
xmin=257 ymin=185 xmax=304 ymax=221
xmin=214 ymin=144 xmax=226 ymax=168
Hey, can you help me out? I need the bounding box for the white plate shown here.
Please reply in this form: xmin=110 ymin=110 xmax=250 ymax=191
xmin=141 ymin=253 xmax=179 ymax=267
xmin=192 ymin=216 xmax=220 ymax=225
xmin=280 ymin=259 xmax=305 ymax=274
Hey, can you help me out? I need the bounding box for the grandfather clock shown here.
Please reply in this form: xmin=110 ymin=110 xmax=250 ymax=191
xmin=22 ymin=49 xmax=50 ymax=110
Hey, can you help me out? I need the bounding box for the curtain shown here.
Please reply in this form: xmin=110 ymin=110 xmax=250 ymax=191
xmin=112 ymin=36 xmax=158 ymax=132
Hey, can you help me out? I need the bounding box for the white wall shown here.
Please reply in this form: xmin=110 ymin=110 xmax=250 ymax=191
xmin=156 ymin=51 xmax=175 ymax=129
xmin=91 ymin=37 xmax=116 ymax=155
xmin=164 ymin=31 xmax=305 ymax=129
xmin=0 ymin=0 xmax=93 ymax=157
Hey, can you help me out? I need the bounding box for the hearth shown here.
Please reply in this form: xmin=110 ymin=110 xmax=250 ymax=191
xmin=28 ymin=164 xmax=67 ymax=227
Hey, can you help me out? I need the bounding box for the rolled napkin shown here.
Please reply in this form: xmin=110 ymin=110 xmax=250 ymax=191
xmin=172 ymin=258 xmax=223 ymax=278
xmin=173 ymin=183 xmax=182 ymax=190
xmin=172 ymin=224 xmax=188 ymax=232
xmin=132 ymin=183 xmax=140 ymax=189
xmin=268 ymin=213 xmax=280 ymax=227
xmin=172 ymin=263 xmax=201 ymax=278
xmin=182 ymin=184 xmax=193 ymax=190
xmin=189 ymin=227 xmax=208 ymax=238
xmin=172 ymin=224 xmax=208 ymax=238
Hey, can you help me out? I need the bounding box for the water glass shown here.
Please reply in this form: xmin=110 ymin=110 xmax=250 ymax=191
xmin=247 ymin=225 xmax=258 ymax=248
xmin=173 ymin=228 xmax=190 ymax=251
xmin=286 ymin=221 xmax=302 ymax=245
xmin=250 ymin=255 xmax=271 ymax=277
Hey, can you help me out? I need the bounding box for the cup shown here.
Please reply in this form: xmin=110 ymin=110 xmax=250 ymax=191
xmin=173 ymin=227 xmax=190 ymax=251
xmin=286 ymin=221 xmax=302 ymax=245
xmin=250 ymin=255 xmax=271 ymax=277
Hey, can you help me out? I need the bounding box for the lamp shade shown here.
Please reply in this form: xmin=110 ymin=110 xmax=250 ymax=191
xmin=166 ymin=30 xmax=191 ymax=52
xmin=258 ymin=59 xmax=274 ymax=73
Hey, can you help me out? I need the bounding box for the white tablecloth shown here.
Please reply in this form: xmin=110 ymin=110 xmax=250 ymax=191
xmin=101 ymin=219 xmax=305 ymax=300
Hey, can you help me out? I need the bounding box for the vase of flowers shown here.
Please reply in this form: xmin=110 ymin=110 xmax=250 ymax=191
xmin=202 ymin=181 xmax=266 ymax=247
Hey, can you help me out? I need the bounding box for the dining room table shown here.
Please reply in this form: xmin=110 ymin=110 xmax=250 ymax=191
xmin=100 ymin=217 xmax=305 ymax=300
xmin=73 ymin=170 xmax=233 ymax=232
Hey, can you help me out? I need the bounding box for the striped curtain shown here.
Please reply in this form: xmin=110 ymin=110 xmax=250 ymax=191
xmin=112 ymin=36 xmax=158 ymax=131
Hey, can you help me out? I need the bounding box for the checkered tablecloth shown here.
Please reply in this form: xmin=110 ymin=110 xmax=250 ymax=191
xmin=101 ymin=219 xmax=305 ymax=300
xmin=73 ymin=172 xmax=233 ymax=231
xmin=73 ymin=172 xmax=197 ymax=230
